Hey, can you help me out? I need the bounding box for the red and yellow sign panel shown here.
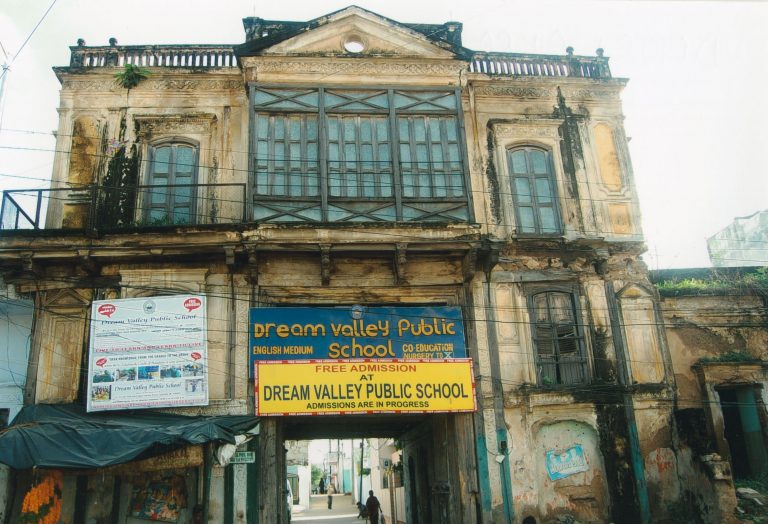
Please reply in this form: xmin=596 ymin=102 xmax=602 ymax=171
xmin=255 ymin=359 xmax=475 ymax=416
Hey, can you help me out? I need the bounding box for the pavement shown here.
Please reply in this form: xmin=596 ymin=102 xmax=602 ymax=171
xmin=292 ymin=493 xmax=366 ymax=523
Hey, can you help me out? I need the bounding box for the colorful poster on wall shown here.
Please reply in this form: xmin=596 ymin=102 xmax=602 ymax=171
xmin=129 ymin=475 xmax=187 ymax=522
xmin=255 ymin=358 xmax=475 ymax=415
xmin=249 ymin=306 xmax=466 ymax=371
xmin=545 ymin=444 xmax=589 ymax=480
xmin=87 ymin=295 xmax=208 ymax=412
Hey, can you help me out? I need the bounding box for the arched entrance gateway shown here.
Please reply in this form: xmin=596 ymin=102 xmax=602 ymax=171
xmin=250 ymin=306 xmax=481 ymax=524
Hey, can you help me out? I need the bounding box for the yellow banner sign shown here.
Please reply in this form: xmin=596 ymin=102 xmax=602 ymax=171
xmin=255 ymin=359 xmax=476 ymax=416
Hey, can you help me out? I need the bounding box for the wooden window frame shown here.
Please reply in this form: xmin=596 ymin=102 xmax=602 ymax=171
xmin=507 ymin=146 xmax=562 ymax=236
xmin=248 ymin=85 xmax=473 ymax=223
xmin=527 ymin=288 xmax=589 ymax=386
xmin=144 ymin=140 xmax=200 ymax=225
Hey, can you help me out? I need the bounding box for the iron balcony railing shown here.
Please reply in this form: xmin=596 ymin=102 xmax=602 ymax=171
xmin=0 ymin=184 xmax=247 ymax=232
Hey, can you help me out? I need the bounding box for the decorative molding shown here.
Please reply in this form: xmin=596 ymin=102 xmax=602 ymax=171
xmin=559 ymin=87 xmax=619 ymax=100
xmin=473 ymin=85 xmax=554 ymax=98
xmin=145 ymin=79 xmax=243 ymax=91
xmin=320 ymin=244 xmax=331 ymax=286
xmin=493 ymin=122 xmax=560 ymax=140
xmin=62 ymin=79 xmax=119 ymax=92
xmin=62 ymin=79 xmax=242 ymax=92
xmin=134 ymin=113 xmax=217 ymax=139
xmin=243 ymin=57 xmax=463 ymax=77
xmin=394 ymin=243 xmax=408 ymax=285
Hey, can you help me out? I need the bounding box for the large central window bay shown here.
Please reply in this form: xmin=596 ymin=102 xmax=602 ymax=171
xmin=250 ymin=87 xmax=471 ymax=223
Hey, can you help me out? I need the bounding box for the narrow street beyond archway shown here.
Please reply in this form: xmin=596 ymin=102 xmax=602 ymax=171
xmin=293 ymin=493 xmax=362 ymax=524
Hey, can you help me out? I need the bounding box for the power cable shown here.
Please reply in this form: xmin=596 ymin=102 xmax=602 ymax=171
xmin=0 ymin=0 xmax=59 ymax=82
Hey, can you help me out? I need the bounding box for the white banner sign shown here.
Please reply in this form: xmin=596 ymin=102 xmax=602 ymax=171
xmin=87 ymin=295 xmax=208 ymax=412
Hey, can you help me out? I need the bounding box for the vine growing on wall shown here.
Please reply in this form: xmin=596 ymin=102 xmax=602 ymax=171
xmin=95 ymin=116 xmax=139 ymax=229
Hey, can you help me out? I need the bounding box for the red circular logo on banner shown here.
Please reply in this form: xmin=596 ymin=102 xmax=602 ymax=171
xmin=97 ymin=304 xmax=116 ymax=317
xmin=191 ymin=352 xmax=202 ymax=361
xmin=184 ymin=298 xmax=202 ymax=312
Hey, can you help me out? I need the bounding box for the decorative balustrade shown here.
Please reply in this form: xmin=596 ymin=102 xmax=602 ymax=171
xmin=469 ymin=48 xmax=611 ymax=79
xmin=68 ymin=43 xmax=238 ymax=69
xmin=66 ymin=42 xmax=610 ymax=79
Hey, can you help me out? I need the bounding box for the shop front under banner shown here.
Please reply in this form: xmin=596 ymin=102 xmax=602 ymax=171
xmin=87 ymin=295 xmax=209 ymax=412
xmin=255 ymin=359 xmax=476 ymax=415
xmin=249 ymin=306 xmax=466 ymax=371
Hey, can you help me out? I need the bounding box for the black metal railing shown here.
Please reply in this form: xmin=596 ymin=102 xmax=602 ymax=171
xmin=0 ymin=184 xmax=247 ymax=232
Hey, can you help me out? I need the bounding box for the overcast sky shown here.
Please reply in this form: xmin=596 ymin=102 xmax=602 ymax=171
xmin=1 ymin=0 xmax=766 ymax=269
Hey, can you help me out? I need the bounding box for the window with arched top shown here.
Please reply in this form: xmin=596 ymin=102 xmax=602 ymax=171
xmin=507 ymin=147 xmax=561 ymax=235
xmin=530 ymin=290 xmax=588 ymax=385
xmin=146 ymin=142 xmax=198 ymax=225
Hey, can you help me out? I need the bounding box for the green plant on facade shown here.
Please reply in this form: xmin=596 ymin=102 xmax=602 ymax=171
xmin=698 ymin=350 xmax=759 ymax=364
xmin=655 ymin=267 xmax=768 ymax=297
xmin=114 ymin=64 xmax=150 ymax=89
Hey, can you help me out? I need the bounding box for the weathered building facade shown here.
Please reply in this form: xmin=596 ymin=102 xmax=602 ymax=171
xmin=1 ymin=6 xmax=753 ymax=524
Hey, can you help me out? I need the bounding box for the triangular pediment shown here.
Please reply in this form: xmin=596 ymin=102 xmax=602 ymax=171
xmin=248 ymin=7 xmax=459 ymax=59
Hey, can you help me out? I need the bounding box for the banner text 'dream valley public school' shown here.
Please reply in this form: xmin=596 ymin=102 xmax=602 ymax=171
xmin=249 ymin=306 xmax=466 ymax=368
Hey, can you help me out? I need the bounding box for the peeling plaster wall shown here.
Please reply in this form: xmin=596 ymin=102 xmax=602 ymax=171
xmin=662 ymin=294 xmax=768 ymax=406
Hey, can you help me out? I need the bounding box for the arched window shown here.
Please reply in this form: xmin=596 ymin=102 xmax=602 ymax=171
xmin=530 ymin=291 xmax=587 ymax=385
xmin=507 ymin=147 xmax=561 ymax=235
xmin=146 ymin=142 xmax=198 ymax=225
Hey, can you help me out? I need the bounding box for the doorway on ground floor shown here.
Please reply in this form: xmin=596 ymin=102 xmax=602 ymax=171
xmin=258 ymin=412 xmax=475 ymax=524
xmin=717 ymin=386 xmax=768 ymax=479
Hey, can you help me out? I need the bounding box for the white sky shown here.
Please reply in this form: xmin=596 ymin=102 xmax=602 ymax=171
xmin=1 ymin=0 xmax=766 ymax=269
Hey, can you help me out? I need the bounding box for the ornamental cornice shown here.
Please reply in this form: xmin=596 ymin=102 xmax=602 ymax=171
xmin=144 ymin=79 xmax=243 ymax=91
xmin=62 ymin=79 xmax=119 ymax=92
xmin=62 ymin=78 xmax=242 ymax=92
xmin=559 ymin=86 xmax=620 ymax=100
xmin=134 ymin=113 xmax=217 ymax=138
xmin=493 ymin=120 xmax=561 ymax=140
xmin=473 ymin=85 xmax=554 ymax=98
xmin=241 ymin=56 xmax=464 ymax=77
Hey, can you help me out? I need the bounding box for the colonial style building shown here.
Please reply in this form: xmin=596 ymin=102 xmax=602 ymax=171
xmin=1 ymin=6 xmax=756 ymax=524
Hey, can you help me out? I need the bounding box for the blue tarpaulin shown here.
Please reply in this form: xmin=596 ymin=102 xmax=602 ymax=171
xmin=0 ymin=404 xmax=258 ymax=470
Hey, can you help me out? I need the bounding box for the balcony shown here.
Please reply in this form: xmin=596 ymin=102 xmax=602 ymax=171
xmin=1 ymin=184 xmax=246 ymax=233
xmin=469 ymin=48 xmax=611 ymax=79
xmin=59 ymin=43 xmax=609 ymax=79
xmin=65 ymin=43 xmax=238 ymax=69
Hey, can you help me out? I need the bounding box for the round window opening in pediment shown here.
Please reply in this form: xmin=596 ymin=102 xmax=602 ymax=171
xmin=343 ymin=35 xmax=366 ymax=54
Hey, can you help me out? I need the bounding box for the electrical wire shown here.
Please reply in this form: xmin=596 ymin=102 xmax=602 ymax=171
xmin=0 ymin=0 xmax=59 ymax=82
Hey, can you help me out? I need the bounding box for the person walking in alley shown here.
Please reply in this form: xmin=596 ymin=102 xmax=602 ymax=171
xmin=327 ymin=483 xmax=334 ymax=509
xmin=365 ymin=490 xmax=381 ymax=524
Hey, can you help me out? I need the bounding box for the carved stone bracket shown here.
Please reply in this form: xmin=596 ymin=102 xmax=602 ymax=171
xmin=245 ymin=248 xmax=259 ymax=286
xmin=77 ymin=249 xmax=100 ymax=276
xmin=19 ymin=252 xmax=35 ymax=272
xmin=223 ymin=245 xmax=236 ymax=269
xmin=462 ymin=247 xmax=478 ymax=283
xmin=394 ymin=243 xmax=408 ymax=285
xmin=320 ymin=244 xmax=332 ymax=286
